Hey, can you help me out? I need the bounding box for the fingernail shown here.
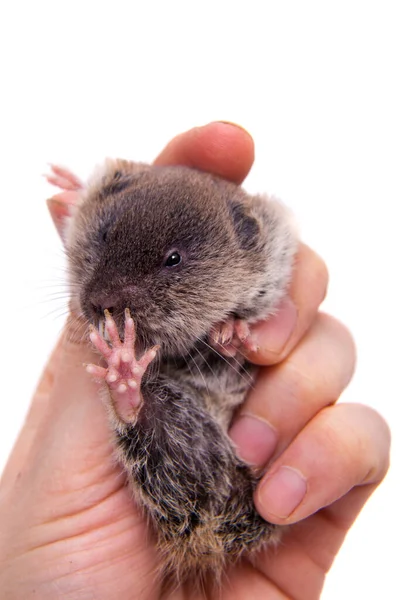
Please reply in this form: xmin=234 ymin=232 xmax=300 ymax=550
xmin=258 ymin=466 xmax=307 ymax=519
xmin=215 ymin=120 xmax=251 ymax=135
xmin=229 ymin=414 xmax=278 ymax=466
xmin=252 ymin=297 xmax=297 ymax=355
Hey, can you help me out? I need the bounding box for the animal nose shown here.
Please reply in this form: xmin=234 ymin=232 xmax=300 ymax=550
xmin=89 ymin=293 xmax=119 ymax=318
xmin=90 ymin=302 xmax=115 ymax=318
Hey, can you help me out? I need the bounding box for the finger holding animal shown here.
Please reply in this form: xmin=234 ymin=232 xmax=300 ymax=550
xmin=230 ymin=312 xmax=356 ymax=467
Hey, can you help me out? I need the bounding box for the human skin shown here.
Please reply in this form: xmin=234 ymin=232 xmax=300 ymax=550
xmin=0 ymin=122 xmax=390 ymax=599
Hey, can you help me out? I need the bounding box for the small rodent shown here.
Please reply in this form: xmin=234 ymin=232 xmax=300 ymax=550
xmin=46 ymin=159 xmax=298 ymax=584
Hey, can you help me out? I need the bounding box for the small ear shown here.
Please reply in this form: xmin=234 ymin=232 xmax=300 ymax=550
xmin=46 ymin=192 xmax=77 ymax=244
xmin=228 ymin=200 xmax=260 ymax=250
xmin=88 ymin=158 xmax=151 ymax=196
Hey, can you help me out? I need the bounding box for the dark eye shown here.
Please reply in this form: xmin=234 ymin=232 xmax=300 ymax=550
xmin=165 ymin=252 xmax=182 ymax=267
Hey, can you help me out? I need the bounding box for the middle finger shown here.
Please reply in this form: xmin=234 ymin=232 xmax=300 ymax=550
xmin=229 ymin=313 xmax=356 ymax=466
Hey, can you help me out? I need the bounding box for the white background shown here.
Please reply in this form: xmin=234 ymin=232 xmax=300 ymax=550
xmin=0 ymin=1 xmax=399 ymax=598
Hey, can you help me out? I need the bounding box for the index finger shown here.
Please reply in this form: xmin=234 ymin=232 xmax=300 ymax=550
xmin=0 ymin=336 xmax=64 ymax=491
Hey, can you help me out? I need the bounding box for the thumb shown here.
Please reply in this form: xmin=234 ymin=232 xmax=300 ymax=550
xmin=2 ymin=317 xmax=120 ymax=514
xmin=0 ymin=334 xmax=64 ymax=491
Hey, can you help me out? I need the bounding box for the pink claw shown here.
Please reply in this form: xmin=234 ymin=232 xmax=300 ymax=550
xmin=105 ymin=310 xmax=122 ymax=347
xmin=124 ymin=308 xmax=135 ymax=346
xmin=209 ymin=318 xmax=256 ymax=357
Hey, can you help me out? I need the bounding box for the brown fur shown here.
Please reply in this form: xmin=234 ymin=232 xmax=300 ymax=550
xmin=65 ymin=159 xmax=298 ymax=583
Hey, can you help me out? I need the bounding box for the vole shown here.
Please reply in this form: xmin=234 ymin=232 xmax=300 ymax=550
xmin=46 ymin=159 xmax=298 ymax=583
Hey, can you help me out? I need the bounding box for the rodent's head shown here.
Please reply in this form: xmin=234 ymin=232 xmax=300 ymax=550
xmin=65 ymin=165 xmax=265 ymax=356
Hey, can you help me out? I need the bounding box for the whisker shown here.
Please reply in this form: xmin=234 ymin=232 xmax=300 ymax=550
xmin=185 ymin=349 xmax=211 ymax=397
xmin=181 ymin=353 xmax=196 ymax=381
xmin=35 ymin=295 xmax=71 ymax=305
xmin=197 ymin=337 xmax=254 ymax=390
xmin=204 ymin=335 xmax=254 ymax=382
xmin=69 ymin=315 xmax=90 ymax=345
xmin=40 ymin=306 xmax=70 ymax=321
xmin=34 ymin=281 xmax=72 ymax=288
xmin=191 ymin=344 xmax=223 ymax=394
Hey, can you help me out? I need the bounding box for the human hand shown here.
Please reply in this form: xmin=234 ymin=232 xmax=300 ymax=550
xmin=0 ymin=123 xmax=390 ymax=599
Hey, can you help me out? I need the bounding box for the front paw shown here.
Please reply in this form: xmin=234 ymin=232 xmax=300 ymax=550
xmin=209 ymin=317 xmax=257 ymax=357
xmin=86 ymin=309 xmax=159 ymax=422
